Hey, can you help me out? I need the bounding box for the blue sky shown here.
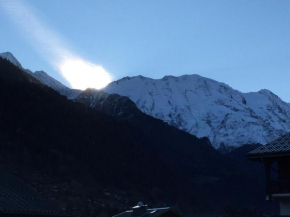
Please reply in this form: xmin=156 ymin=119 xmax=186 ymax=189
xmin=1 ymin=0 xmax=290 ymax=101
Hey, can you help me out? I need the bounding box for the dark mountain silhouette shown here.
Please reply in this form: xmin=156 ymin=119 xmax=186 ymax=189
xmin=76 ymin=88 xmax=279 ymax=216
xmin=0 ymin=57 xmax=277 ymax=217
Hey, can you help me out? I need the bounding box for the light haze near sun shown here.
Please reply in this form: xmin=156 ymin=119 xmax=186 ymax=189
xmin=1 ymin=0 xmax=112 ymax=90
xmin=1 ymin=0 xmax=290 ymax=101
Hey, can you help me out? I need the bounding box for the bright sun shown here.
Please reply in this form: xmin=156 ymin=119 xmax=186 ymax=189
xmin=58 ymin=58 xmax=112 ymax=90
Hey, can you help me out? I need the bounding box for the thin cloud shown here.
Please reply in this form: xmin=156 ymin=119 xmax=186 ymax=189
xmin=1 ymin=0 xmax=112 ymax=90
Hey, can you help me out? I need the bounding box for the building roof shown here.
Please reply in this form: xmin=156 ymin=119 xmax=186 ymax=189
xmin=112 ymin=206 xmax=176 ymax=217
xmin=248 ymin=132 xmax=290 ymax=159
xmin=0 ymin=169 xmax=65 ymax=216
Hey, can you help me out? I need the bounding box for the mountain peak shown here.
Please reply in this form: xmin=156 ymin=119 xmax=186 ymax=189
xmin=259 ymin=89 xmax=272 ymax=94
xmin=258 ymin=89 xmax=281 ymax=100
xmin=34 ymin=70 xmax=48 ymax=76
xmin=0 ymin=52 xmax=23 ymax=69
xmin=161 ymin=75 xmax=178 ymax=81
xmin=1 ymin=51 xmax=13 ymax=56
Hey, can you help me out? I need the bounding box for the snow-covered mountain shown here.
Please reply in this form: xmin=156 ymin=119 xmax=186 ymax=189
xmin=2 ymin=51 xmax=290 ymax=148
xmin=103 ymin=75 xmax=290 ymax=148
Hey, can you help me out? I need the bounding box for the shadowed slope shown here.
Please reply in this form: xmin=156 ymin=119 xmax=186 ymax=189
xmin=0 ymin=57 xmax=277 ymax=216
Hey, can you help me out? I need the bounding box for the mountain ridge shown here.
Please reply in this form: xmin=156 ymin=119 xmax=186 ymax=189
xmin=32 ymin=70 xmax=81 ymax=99
xmin=103 ymin=74 xmax=290 ymax=148
xmin=2 ymin=52 xmax=289 ymax=148
xmin=0 ymin=52 xmax=82 ymax=99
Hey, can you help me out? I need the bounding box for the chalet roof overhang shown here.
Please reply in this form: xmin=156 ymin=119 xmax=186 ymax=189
xmin=247 ymin=152 xmax=290 ymax=162
xmin=112 ymin=207 xmax=182 ymax=217
xmin=247 ymin=132 xmax=290 ymax=161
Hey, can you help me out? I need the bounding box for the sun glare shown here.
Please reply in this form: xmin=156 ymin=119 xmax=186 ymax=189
xmin=59 ymin=58 xmax=112 ymax=90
